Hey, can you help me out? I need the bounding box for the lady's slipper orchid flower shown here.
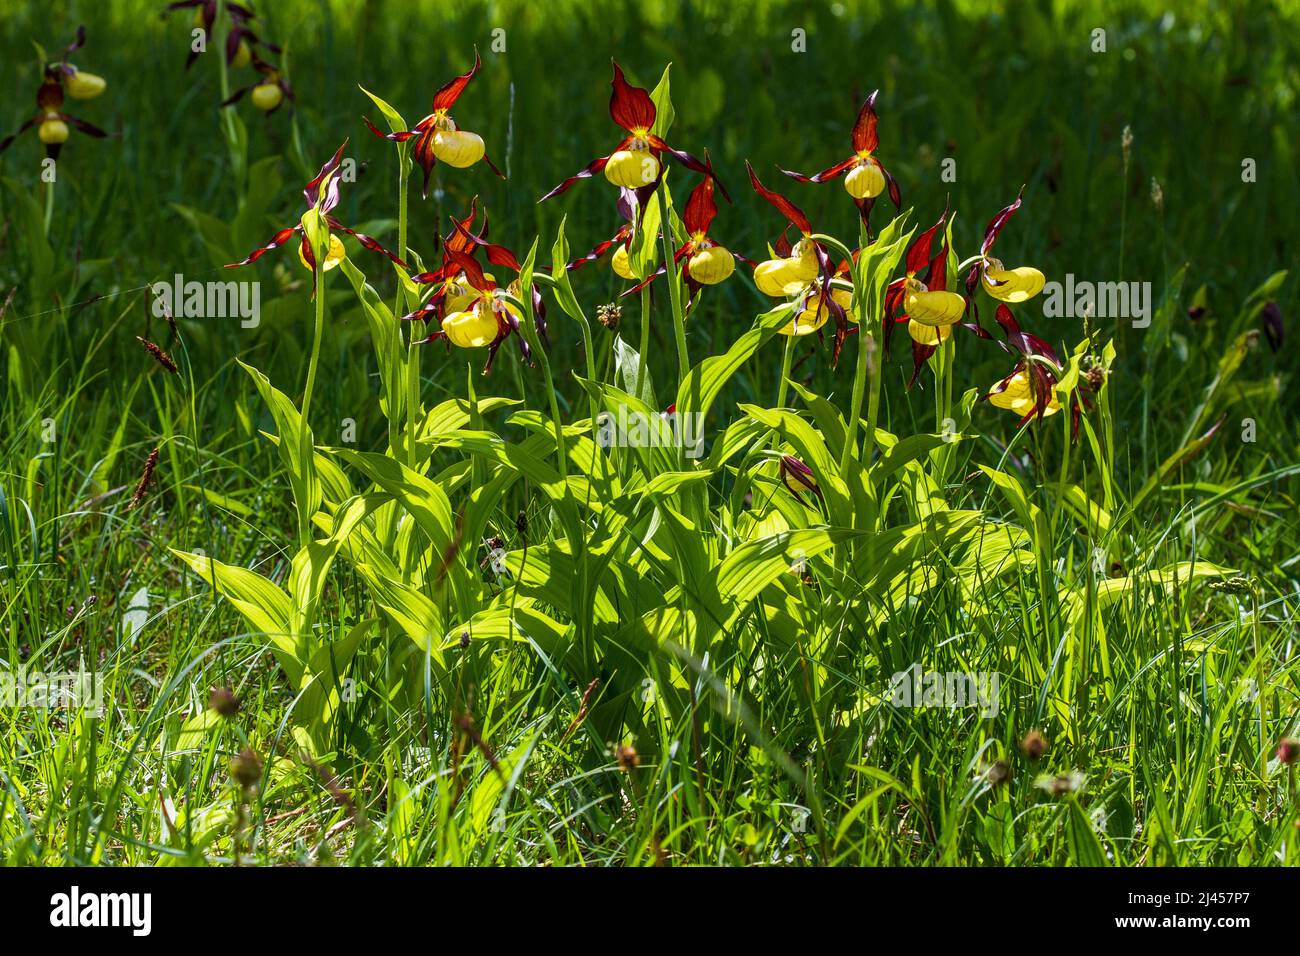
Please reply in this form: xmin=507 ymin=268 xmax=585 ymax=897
xmin=982 ymin=304 xmax=1088 ymax=432
xmin=782 ymin=91 xmax=901 ymax=227
xmin=624 ymin=157 xmax=745 ymax=302
xmin=883 ymin=208 xmax=975 ymax=385
xmin=965 ymin=190 xmax=1046 ymax=309
xmin=400 ymin=204 xmax=546 ymax=371
xmin=164 ymin=1 xmax=278 ymax=71
xmin=226 ymin=142 xmax=405 ymax=295
xmin=222 ymin=56 xmax=294 ymax=114
xmin=362 ymin=53 xmax=504 ymax=200
xmin=747 ymin=163 xmax=847 ymax=346
xmin=539 ymin=62 xmax=728 ymax=206
xmin=987 ymin=368 xmax=1060 ymax=420
xmin=779 ymin=455 xmax=822 ymax=506
xmin=409 ymin=249 xmax=537 ymax=372
xmin=773 ymin=289 xmax=852 ymax=338
xmin=43 ymin=28 xmax=108 ymax=100
xmin=1 ymin=60 xmax=107 ymax=160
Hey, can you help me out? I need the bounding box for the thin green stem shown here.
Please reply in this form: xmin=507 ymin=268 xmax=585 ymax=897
xmin=635 ymin=285 xmax=651 ymax=401
xmin=42 ymin=178 xmax=54 ymax=239
xmin=775 ymin=334 xmax=794 ymax=410
xmin=303 ymin=266 xmax=325 ymax=425
xmin=395 ymin=152 xmax=421 ymax=468
xmin=840 ymin=306 xmax=876 ymax=477
xmin=656 ymin=186 xmax=689 ymax=383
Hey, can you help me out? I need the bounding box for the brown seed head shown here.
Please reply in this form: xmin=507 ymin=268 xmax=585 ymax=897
xmin=230 ymin=747 xmax=263 ymax=788
xmin=1020 ymin=730 xmax=1048 ymax=760
xmin=616 ymin=743 xmax=639 ymax=772
xmin=209 ymin=687 xmax=239 ymax=717
xmin=596 ymin=303 xmax=621 ymax=330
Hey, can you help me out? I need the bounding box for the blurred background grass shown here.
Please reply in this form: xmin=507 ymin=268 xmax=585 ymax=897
xmin=1 ymin=0 xmax=1296 ymax=477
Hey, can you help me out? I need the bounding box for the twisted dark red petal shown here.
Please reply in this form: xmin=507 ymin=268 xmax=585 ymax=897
xmin=327 ymin=219 xmax=408 ymax=268
xmin=538 ymin=155 xmax=610 ymax=203
xmin=362 ymin=115 xmax=418 ymax=142
xmin=781 ymin=155 xmax=856 ymax=184
xmin=981 ymin=187 xmax=1025 ymax=256
xmin=432 ymin=51 xmax=482 ymax=112
xmin=746 ymin=162 xmax=812 ymax=236
xmin=303 ymin=141 xmax=348 ymax=208
xmin=226 ymin=224 xmax=301 ymax=267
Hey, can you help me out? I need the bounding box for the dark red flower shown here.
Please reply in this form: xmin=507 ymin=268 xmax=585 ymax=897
xmin=225 ymin=141 xmax=406 ymax=295
xmin=539 ymin=62 xmax=728 ymax=207
xmin=782 ymin=91 xmax=901 ymax=228
xmin=163 ymin=1 xmax=277 ymax=70
xmin=363 ymin=53 xmax=504 ymax=199
xmin=400 ymin=201 xmax=545 ymax=372
xmin=0 ymin=27 xmax=108 ymax=161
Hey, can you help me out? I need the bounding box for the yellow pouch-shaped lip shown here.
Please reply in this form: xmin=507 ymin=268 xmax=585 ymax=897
xmin=907 ymin=319 xmax=951 ymax=346
xmin=982 ymin=263 xmax=1045 ymax=303
xmin=906 ymin=288 xmax=965 ymax=327
xmin=442 ymin=308 xmax=500 ymax=348
xmin=989 ymin=370 xmax=1059 ymax=417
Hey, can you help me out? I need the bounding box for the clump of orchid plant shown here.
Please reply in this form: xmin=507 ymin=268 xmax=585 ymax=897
xmin=746 ymin=163 xmax=846 ymax=346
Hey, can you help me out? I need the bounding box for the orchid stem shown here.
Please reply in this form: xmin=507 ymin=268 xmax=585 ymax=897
xmin=303 ymin=265 xmax=325 ymax=424
xmin=394 ymin=148 xmax=419 ymax=468
xmin=776 ymin=334 xmax=794 ymax=410
xmin=840 ymin=304 xmax=876 ymax=477
xmin=298 ymin=260 xmax=326 ymax=547
xmin=42 ymin=177 xmax=54 ymax=238
xmin=635 ymin=285 xmax=651 ymax=402
xmin=655 ymin=186 xmax=689 ymax=384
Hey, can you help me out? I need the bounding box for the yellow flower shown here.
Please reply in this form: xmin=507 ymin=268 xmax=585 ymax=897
xmin=982 ymin=258 xmax=1045 ymax=303
xmin=754 ymin=243 xmax=819 ymax=297
xmin=988 ymin=370 xmax=1059 ymax=418
xmin=251 ymin=81 xmax=284 ymax=113
xmin=610 ymin=245 xmax=635 ymax=281
xmin=432 ymin=128 xmax=486 ymax=168
xmin=38 ymin=116 xmax=69 ymax=145
xmin=777 ymin=293 xmax=838 ymax=337
xmin=907 ymin=319 xmax=951 ymax=346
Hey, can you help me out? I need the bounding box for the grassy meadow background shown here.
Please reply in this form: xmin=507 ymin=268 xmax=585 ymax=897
xmin=0 ymin=0 xmax=1297 ymax=865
